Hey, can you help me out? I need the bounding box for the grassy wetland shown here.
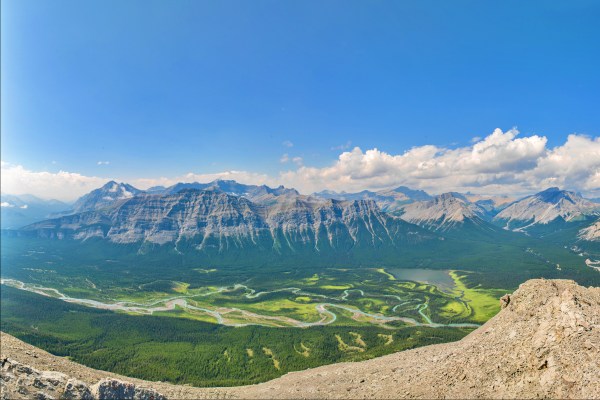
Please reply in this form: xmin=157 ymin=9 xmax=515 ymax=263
xmin=3 ymin=236 xmax=575 ymax=387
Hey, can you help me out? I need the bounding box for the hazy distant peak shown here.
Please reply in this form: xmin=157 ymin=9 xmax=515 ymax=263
xmin=398 ymin=192 xmax=490 ymax=231
xmin=494 ymin=187 xmax=600 ymax=228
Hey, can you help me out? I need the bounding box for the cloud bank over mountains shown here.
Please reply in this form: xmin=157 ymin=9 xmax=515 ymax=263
xmin=2 ymin=129 xmax=599 ymax=201
xmin=282 ymin=129 xmax=599 ymax=196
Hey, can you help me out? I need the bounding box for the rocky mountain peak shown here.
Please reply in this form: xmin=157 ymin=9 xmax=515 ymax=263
xmin=387 ymin=186 xmax=432 ymax=201
xmin=494 ymin=187 xmax=600 ymax=229
xmin=398 ymin=192 xmax=488 ymax=231
xmin=71 ymin=181 xmax=143 ymax=213
xmin=22 ymin=188 xmax=426 ymax=253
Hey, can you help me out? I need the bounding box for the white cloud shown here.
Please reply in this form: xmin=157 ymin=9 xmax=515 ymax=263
xmin=280 ymin=154 xmax=303 ymax=166
xmin=1 ymin=162 xmax=109 ymax=201
xmin=2 ymin=128 xmax=598 ymax=201
xmin=282 ymin=140 xmax=294 ymax=148
xmin=97 ymin=161 xmax=110 ymax=165
xmin=1 ymin=202 xmax=14 ymax=208
xmin=522 ymin=134 xmax=600 ymax=193
xmin=331 ymin=141 xmax=352 ymax=151
xmin=20 ymin=204 xmax=28 ymax=209
xmin=132 ymin=171 xmax=278 ymax=192
xmin=279 ymin=128 xmax=599 ymax=198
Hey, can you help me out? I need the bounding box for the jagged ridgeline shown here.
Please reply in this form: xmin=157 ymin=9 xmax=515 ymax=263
xmin=12 ymin=188 xmax=440 ymax=264
xmin=2 ymin=181 xmax=599 ymax=287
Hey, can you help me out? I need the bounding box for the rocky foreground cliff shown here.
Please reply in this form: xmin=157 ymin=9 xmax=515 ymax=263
xmin=2 ymin=279 xmax=599 ymax=399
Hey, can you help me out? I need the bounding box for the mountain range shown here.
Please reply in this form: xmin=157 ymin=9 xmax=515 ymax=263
xmin=312 ymin=186 xmax=431 ymax=213
xmin=0 ymin=194 xmax=69 ymax=229
xmin=493 ymin=187 xmax=600 ymax=231
xmin=20 ymin=188 xmax=435 ymax=263
xmin=3 ymin=181 xmax=600 ymax=253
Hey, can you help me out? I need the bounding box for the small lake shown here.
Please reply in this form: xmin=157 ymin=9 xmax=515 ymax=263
xmin=387 ymin=268 xmax=455 ymax=293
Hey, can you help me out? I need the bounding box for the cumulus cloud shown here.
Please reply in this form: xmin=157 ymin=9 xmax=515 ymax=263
xmin=2 ymin=128 xmax=598 ymax=201
xmin=1 ymin=162 xmax=109 ymax=201
xmin=97 ymin=161 xmax=110 ymax=165
xmin=279 ymin=128 xmax=599 ymax=197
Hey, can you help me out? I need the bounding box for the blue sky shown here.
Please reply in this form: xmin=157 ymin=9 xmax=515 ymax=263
xmin=1 ymin=1 xmax=599 ymax=199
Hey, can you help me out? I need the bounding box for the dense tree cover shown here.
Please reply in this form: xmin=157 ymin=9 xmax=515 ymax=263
xmin=1 ymin=286 xmax=470 ymax=387
xmin=2 ymin=231 xmax=597 ymax=292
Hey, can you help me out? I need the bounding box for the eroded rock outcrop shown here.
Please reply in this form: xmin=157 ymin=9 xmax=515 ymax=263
xmin=0 ymin=358 xmax=165 ymax=400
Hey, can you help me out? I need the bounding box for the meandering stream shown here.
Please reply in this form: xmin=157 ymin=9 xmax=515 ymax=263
xmin=0 ymin=278 xmax=479 ymax=329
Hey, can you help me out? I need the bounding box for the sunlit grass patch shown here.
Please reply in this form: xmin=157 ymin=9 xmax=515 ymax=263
xmin=349 ymin=332 xmax=367 ymax=348
xmin=294 ymin=296 xmax=312 ymax=303
xmin=335 ymin=334 xmax=364 ymax=353
xmin=450 ymin=271 xmax=503 ymax=323
xmin=194 ymin=268 xmax=217 ymax=273
xmin=262 ymin=347 xmax=280 ymax=370
xmin=375 ymin=268 xmax=396 ymax=281
xmin=320 ymin=284 xmax=352 ymax=290
xmin=294 ymin=342 xmax=310 ymax=357
xmin=377 ymin=333 xmax=393 ymax=345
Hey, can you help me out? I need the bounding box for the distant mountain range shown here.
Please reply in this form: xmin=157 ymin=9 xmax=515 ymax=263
xmin=396 ymin=192 xmax=494 ymax=232
xmin=493 ymin=187 xmax=600 ymax=229
xmin=0 ymin=194 xmax=69 ymax=229
xmin=312 ymin=186 xmax=431 ymax=212
xmin=4 ymin=182 xmax=600 ymax=250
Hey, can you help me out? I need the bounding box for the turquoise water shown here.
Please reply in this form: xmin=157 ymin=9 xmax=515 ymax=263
xmin=388 ymin=268 xmax=455 ymax=292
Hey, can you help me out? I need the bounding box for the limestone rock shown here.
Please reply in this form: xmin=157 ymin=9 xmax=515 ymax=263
xmin=91 ymin=378 xmax=166 ymax=400
xmin=0 ymin=358 xmax=165 ymax=400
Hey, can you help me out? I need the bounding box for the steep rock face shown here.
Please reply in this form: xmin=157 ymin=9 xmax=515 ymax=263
xmin=398 ymin=192 xmax=490 ymax=231
xmin=0 ymin=357 xmax=166 ymax=400
xmin=579 ymin=218 xmax=600 ymax=242
xmin=494 ymin=187 xmax=600 ymax=230
xmin=22 ymin=190 xmax=430 ymax=252
xmin=72 ymin=181 xmax=143 ymax=213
